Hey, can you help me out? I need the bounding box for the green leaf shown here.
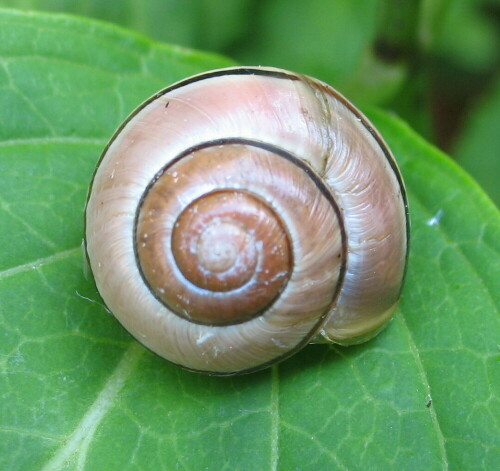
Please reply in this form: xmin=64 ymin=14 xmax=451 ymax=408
xmin=0 ymin=0 xmax=253 ymax=52
xmin=0 ymin=9 xmax=498 ymax=471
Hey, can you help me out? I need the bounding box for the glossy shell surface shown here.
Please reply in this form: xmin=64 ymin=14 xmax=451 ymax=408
xmin=85 ymin=67 xmax=409 ymax=374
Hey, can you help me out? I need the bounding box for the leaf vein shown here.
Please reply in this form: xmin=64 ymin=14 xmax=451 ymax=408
xmin=0 ymin=136 xmax=107 ymax=148
xmin=39 ymin=342 xmax=143 ymax=471
xmin=0 ymin=246 xmax=81 ymax=280
xmin=410 ymin=189 xmax=498 ymax=310
xmin=399 ymin=313 xmax=449 ymax=469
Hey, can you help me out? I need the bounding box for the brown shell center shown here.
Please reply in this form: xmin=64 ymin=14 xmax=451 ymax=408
xmin=172 ymin=190 xmax=282 ymax=293
xmin=135 ymin=147 xmax=294 ymax=325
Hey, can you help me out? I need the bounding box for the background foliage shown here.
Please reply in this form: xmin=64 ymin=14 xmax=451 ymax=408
xmin=0 ymin=2 xmax=498 ymax=471
xmin=1 ymin=0 xmax=499 ymax=205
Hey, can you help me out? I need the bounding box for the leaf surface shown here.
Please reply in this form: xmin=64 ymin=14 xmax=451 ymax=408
xmin=0 ymin=9 xmax=498 ymax=471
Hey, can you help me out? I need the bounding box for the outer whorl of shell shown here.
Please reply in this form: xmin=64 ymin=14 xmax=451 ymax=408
xmin=85 ymin=67 xmax=409 ymax=374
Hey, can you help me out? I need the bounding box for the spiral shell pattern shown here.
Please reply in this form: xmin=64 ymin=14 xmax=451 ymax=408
xmin=85 ymin=67 xmax=408 ymax=374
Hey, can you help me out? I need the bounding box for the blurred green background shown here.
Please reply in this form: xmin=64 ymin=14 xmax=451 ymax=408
xmin=1 ymin=0 xmax=498 ymax=205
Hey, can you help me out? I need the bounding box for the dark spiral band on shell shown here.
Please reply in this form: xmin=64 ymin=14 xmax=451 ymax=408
xmin=133 ymin=138 xmax=347 ymax=327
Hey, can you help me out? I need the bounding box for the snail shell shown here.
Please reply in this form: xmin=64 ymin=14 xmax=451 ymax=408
xmin=85 ymin=67 xmax=409 ymax=375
